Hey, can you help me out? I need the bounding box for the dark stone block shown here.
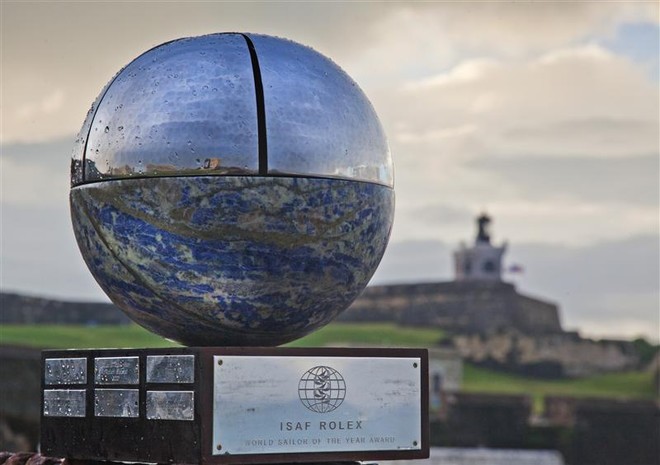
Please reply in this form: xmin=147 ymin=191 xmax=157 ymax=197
xmin=0 ymin=347 xmax=41 ymax=451
xmin=570 ymin=399 xmax=660 ymax=465
xmin=433 ymin=393 xmax=532 ymax=448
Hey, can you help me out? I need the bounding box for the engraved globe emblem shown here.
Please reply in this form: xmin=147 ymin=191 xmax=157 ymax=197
xmin=298 ymin=366 xmax=346 ymax=413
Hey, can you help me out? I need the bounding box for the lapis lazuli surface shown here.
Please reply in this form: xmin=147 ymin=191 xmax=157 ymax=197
xmin=70 ymin=176 xmax=394 ymax=346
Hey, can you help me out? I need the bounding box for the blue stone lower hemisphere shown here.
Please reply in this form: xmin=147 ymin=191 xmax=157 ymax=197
xmin=70 ymin=176 xmax=394 ymax=346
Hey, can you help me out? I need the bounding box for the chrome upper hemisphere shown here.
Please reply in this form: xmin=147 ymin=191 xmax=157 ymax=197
xmin=71 ymin=33 xmax=393 ymax=188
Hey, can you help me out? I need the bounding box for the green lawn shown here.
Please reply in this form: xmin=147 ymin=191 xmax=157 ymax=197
xmin=0 ymin=324 xmax=179 ymax=349
xmin=1 ymin=323 xmax=655 ymax=413
xmin=463 ymin=363 xmax=657 ymax=412
xmin=288 ymin=322 xmax=446 ymax=347
xmin=0 ymin=322 xmax=444 ymax=349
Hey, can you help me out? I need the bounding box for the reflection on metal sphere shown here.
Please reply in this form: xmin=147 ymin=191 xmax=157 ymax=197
xmin=70 ymin=33 xmax=394 ymax=347
xmin=71 ymin=33 xmax=392 ymax=187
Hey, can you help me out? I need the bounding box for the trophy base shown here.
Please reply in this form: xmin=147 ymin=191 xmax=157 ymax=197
xmin=41 ymin=347 xmax=429 ymax=465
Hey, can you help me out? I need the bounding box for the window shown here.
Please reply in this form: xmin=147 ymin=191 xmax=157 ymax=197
xmin=483 ymin=260 xmax=495 ymax=272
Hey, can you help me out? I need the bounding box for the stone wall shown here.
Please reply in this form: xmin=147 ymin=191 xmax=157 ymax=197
xmin=431 ymin=393 xmax=532 ymax=447
xmin=340 ymin=281 xmax=641 ymax=378
xmin=570 ymin=398 xmax=660 ymax=465
xmin=340 ymin=281 xmax=562 ymax=335
xmin=549 ymin=397 xmax=660 ymax=465
xmin=0 ymin=346 xmax=41 ymax=451
xmin=453 ymin=331 xmax=639 ymax=377
xmin=431 ymin=394 xmax=659 ymax=465
xmin=0 ymin=292 xmax=130 ymax=325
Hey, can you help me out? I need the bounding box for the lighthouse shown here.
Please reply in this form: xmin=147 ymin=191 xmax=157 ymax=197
xmin=454 ymin=213 xmax=507 ymax=282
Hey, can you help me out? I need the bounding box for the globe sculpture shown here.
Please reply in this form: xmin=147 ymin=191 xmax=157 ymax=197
xmin=70 ymin=33 xmax=394 ymax=346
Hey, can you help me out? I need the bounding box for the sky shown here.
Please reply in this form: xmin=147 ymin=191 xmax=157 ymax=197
xmin=1 ymin=1 xmax=658 ymax=342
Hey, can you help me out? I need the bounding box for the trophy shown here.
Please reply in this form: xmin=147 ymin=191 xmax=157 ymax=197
xmin=41 ymin=33 xmax=429 ymax=465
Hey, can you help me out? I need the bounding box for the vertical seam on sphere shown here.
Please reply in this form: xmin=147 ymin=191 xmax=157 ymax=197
xmin=241 ymin=34 xmax=268 ymax=175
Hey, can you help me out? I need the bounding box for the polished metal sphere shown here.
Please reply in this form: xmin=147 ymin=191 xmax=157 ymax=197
xmin=70 ymin=33 xmax=394 ymax=346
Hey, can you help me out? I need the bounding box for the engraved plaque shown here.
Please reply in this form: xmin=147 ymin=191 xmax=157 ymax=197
xmin=41 ymin=348 xmax=428 ymax=465
xmin=213 ymin=356 xmax=423 ymax=455
xmin=45 ymin=358 xmax=87 ymax=385
xmin=43 ymin=390 xmax=86 ymax=417
xmin=95 ymin=389 xmax=139 ymax=418
xmin=146 ymin=391 xmax=194 ymax=421
xmin=95 ymin=357 xmax=139 ymax=385
xmin=146 ymin=355 xmax=195 ymax=383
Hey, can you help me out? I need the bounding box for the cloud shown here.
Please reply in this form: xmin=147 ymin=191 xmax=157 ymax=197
xmin=2 ymin=2 xmax=658 ymax=143
xmin=371 ymin=240 xmax=452 ymax=286
xmin=395 ymin=124 xmax=478 ymax=144
xmin=509 ymin=235 xmax=659 ymax=340
xmin=16 ymin=89 xmax=65 ymax=121
xmin=401 ymin=204 xmax=475 ymax=228
xmin=511 ymin=235 xmax=659 ymax=296
xmin=369 ymin=42 xmax=659 ymax=246
xmin=469 ymin=154 xmax=659 ymax=207
xmin=343 ymin=2 xmax=658 ymax=82
xmin=1 ymin=138 xmax=72 ymax=208
xmin=416 ymin=2 xmax=659 ymax=56
xmin=1 ymin=137 xmax=72 ymax=168
xmin=403 ymin=59 xmax=499 ymax=91
xmin=392 ymin=44 xmax=658 ymax=159
xmin=0 ymin=202 xmax=107 ymax=302
xmin=503 ymin=117 xmax=658 ymax=155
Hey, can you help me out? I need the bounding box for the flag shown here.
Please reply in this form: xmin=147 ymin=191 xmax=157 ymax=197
xmin=507 ymin=264 xmax=525 ymax=274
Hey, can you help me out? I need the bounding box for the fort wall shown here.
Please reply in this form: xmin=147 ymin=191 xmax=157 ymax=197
xmin=341 ymin=281 xmax=563 ymax=335
xmin=0 ymin=293 xmax=130 ymax=325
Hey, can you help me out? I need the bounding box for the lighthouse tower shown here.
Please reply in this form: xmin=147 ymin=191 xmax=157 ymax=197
xmin=454 ymin=214 xmax=507 ymax=282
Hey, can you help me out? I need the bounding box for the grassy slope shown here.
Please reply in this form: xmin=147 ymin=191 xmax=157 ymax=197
xmin=463 ymin=363 xmax=657 ymax=412
xmin=1 ymin=323 xmax=655 ymax=411
xmin=0 ymin=324 xmax=179 ymax=349
xmin=0 ymin=323 xmax=444 ymax=349
xmin=288 ymin=322 xmax=445 ymax=347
